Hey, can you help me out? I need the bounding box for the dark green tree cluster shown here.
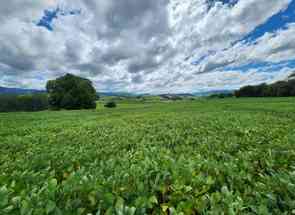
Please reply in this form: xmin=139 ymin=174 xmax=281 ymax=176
xmin=104 ymin=101 xmax=117 ymax=108
xmin=235 ymin=76 xmax=295 ymax=97
xmin=46 ymin=73 xmax=97 ymax=110
xmin=0 ymin=94 xmax=48 ymax=112
xmin=209 ymin=93 xmax=234 ymax=99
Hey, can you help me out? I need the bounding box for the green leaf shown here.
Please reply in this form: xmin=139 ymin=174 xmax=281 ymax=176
xmin=105 ymin=208 xmax=113 ymax=215
xmin=11 ymin=196 xmax=21 ymax=206
xmin=184 ymin=186 xmax=193 ymax=193
xmin=104 ymin=193 xmax=115 ymax=206
xmin=125 ymin=206 xmax=136 ymax=215
xmin=77 ymin=208 xmax=85 ymax=215
xmin=0 ymin=186 xmax=9 ymax=208
xmin=20 ymin=200 xmax=31 ymax=215
xmin=258 ymin=205 xmax=269 ymax=215
xmin=46 ymin=200 xmax=56 ymax=214
xmin=115 ymin=197 xmax=124 ymax=215
xmin=96 ymin=209 xmax=101 ymax=215
xmin=49 ymin=178 xmax=58 ymax=187
xmin=88 ymin=194 xmax=96 ymax=206
xmin=149 ymin=196 xmax=158 ymax=205
xmin=48 ymin=178 xmax=58 ymax=195
xmin=2 ymin=205 xmax=14 ymax=213
xmin=161 ymin=204 xmax=169 ymax=212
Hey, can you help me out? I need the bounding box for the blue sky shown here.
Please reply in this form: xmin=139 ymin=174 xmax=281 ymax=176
xmin=193 ymin=0 xmax=295 ymax=75
xmin=0 ymin=0 xmax=294 ymax=93
xmin=241 ymin=0 xmax=295 ymax=42
xmin=37 ymin=7 xmax=81 ymax=31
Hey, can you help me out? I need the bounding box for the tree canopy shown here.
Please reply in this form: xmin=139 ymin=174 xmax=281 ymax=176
xmin=46 ymin=73 xmax=97 ymax=110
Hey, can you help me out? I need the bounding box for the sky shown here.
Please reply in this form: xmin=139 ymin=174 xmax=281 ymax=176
xmin=0 ymin=0 xmax=295 ymax=93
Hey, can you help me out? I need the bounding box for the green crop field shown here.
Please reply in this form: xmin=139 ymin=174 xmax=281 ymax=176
xmin=1 ymin=98 xmax=295 ymax=214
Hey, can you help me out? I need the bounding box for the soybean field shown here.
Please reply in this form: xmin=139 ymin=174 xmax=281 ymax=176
xmin=0 ymin=98 xmax=295 ymax=214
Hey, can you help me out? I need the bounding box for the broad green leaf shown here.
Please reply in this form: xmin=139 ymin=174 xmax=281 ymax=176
xmin=46 ymin=200 xmax=56 ymax=214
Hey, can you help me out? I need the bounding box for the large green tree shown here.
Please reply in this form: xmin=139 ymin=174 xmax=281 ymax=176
xmin=46 ymin=73 xmax=97 ymax=110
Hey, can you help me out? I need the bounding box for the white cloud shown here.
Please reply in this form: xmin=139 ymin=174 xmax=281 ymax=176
xmin=194 ymin=22 xmax=295 ymax=75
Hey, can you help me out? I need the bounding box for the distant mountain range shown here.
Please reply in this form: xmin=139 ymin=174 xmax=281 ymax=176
xmin=192 ymin=90 xmax=234 ymax=96
xmin=99 ymin=92 xmax=138 ymax=97
xmin=0 ymin=86 xmax=45 ymax=94
xmin=0 ymin=86 xmax=234 ymax=97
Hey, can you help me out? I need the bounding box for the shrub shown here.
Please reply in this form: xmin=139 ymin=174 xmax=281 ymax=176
xmin=209 ymin=93 xmax=234 ymax=99
xmin=104 ymin=101 xmax=117 ymax=108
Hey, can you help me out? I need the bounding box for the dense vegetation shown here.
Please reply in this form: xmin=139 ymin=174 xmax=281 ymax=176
xmin=104 ymin=101 xmax=117 ymax=108
xmin=0 ymin=98 xmax=295 ymax=214
xmin=46 ymin=74 xmax=97 ymax=110
xmin=208 ymin=93 xmax=234 ymax=99
xmin=0 ymin=94 xmax=48 ymax=112
xmin=235 ymin=75 xmax=295 ymax=97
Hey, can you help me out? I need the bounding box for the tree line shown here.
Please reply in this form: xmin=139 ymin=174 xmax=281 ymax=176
xmin=0 ymin=94 xmax=49 ymax=112
xmin=235 ymin=74 xmax=295 ymax=97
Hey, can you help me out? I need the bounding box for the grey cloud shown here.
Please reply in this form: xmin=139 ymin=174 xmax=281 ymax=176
xmin=65 ymin=39 xmax=85 ymax=63
xmin=198 ymin=59 xmax=235 ymax=74
xmin=128 ymin=57 xmax=159 ymax=74
xmin=0 ymin=42 xmax=36 ymax=72
xmin=0 ymin=1 xmax=46 ymax=22
xmin=74 ymin=63 xmax=104 ymax=76
xmin=94 ymin=43 xmax=136 ymax=66
xmin=131 ymin=74 xmax=144 ymax=84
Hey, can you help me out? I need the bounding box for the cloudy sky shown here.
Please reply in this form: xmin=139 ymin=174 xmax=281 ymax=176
xmin=0 ymin=0 xmax=295 ymax=93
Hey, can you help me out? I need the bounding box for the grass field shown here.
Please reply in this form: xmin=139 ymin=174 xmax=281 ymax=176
xmin=1 ymin=98 xmax=295 ymax=214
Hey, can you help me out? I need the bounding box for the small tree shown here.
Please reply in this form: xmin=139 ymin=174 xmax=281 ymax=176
xmin=46 ymin=73 xmax=97 ymax=110
xmin=104 ymin=101 xmax=117 ymax=108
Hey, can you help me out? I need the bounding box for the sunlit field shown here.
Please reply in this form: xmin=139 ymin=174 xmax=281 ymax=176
xmin=1 ymin=98 xmax=295 ymax=214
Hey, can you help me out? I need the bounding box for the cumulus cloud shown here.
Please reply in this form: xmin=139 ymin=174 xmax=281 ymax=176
xmin=0 ymin=0 xmax=294 ymax=93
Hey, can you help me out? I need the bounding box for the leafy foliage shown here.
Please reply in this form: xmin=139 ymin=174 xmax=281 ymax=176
xmin=0 ymin=94 xmax=48 ymax=112
xmin=289 ymin=72 xmax=295 ymax=79
xmin=104 ymin=101 xmax=117 ymax=108
xmin=235 ymin=78 xmax=295 ymax=97
xmin=208 ymin=93 xmax=234 ymax=99
xmin=0 ymin=98 xmax=295 ymax=214
xmin=46 ymin=73 xmax=97 ymax=110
